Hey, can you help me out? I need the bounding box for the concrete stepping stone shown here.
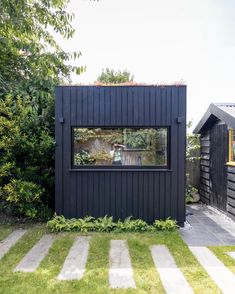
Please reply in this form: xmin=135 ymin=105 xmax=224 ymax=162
xmin=0 ymin=229 xmax=27 ymax=260
xmin=151 ymin=245 xmax=193 ymax=294
xmin=14 ymin=234 xmax=55 ymax=272
xmin=109 ymin=240 xmax=136 ymax=289
xmin=189 ymin=246 xmax=235 ymax=293
xmin=57 ymin=236 xmax=91 ymax=280
xmin=227 ymin=252 xmax=235 ymax=260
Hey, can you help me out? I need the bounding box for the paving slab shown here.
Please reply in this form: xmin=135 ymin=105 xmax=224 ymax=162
xmin=189 ymin=246 xmax=235 ymax=293
xmin=14 ymin=234 xmax=55 ymax=272
xmin=185 ymin=215 xmax=200 ymax=224
xmin=0 ymin=229 xmax=27 ymax=260
xmin=57 ymin=236 xmax=91 ymax=280
xmin=180 ymin=226 xmax=224 ymax=246
xmin=151 ymin=245 xmax=193 ymax=294
xmin=109 ymin=240 xmax=136 ymax=289
xmin=203 ymin=207 xmax=235 ymax=239
xmin=227 ymin=252 xmax=235 ymax=260
xmin=181 ymin=205 xmax=235 ymax=246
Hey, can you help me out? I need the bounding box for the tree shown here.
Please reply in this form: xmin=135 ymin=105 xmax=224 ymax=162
xmin=96 ymin=68 xmax=134 ymax=84
xmin=0 ymin=0 xmax=84 ymax=218
xmin=0 ymin=0 xmax=85 ymax=115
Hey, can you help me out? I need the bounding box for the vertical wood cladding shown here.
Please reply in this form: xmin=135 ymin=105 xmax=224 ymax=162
xmin=200 ymin=125 xmax=228 ymax=210
xmin=210 ymin=124 xmax=227 ymax=211
xmin=199 ymin=131 xmax=211 ymax=204
xmin=55 ymin=86 xmax=186 ymax=224
xmin=199 ymin=124 xmax=235 ymax=219
xmin=227 ymin=166 xmax=235 ymax=218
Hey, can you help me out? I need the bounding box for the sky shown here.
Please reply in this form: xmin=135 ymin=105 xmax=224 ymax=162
xmin=54 ymin=0 xmax=235 ymax=129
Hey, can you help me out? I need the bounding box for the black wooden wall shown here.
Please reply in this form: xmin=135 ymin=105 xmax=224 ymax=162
xmin=55 ymin=86 xmax=186 ymax=224
xmin=199 ymin=122 xmax=235 ymax=219
xmin=210 ymin=124 xmax=227 ymax=211
xmin=227 ymin=166 xmax=235 ymax=218
xmin=199 ymin=131 xmax=211 ymax=204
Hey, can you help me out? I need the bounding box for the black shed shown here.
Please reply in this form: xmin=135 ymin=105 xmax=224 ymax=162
xmin=194 ymin=103 xmax=235 ymax=218
xmin=55 ymin=85 xmax=186 ymax=225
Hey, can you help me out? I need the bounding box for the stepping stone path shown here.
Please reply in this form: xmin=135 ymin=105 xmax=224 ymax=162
xmin=14 ymin=234 xmax=55 ymax=272
xmin=189 ymin=246 xmax=235 ymax=293
xmin=4 ymin=229 xmax=235 ymax=293
xmin=57 ymin=236 xmax=91 ymax=280
xmin=109 ymin=240 xmax=136 ymax=289
xmin=151 ymin=245 xmax=193 ymax=294
xmin=227 ymin=251 xmax=235 ymax=260
xmin=0 ymin=229 xmax=27 ymax=260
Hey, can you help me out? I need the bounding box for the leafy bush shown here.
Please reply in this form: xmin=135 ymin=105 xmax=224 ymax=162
xmin=115 ymin=217 xmax=150 ymax=232
xmin=186 ymin=185 xmax=198 ymax=204
xmin=0 ymin=0 xmax=84 ymax=220
xmin=47 ymin=215 xmax=178 ymax=233
xmin=74 ymin=151 xmax=95 ymax=165
xmin=97 ymin=68 xmax=134 ymax=84
xmin=0 ymin=96 xmax=55 ymax=218
xmin=153 ymin=217 xmax=179 ymax=231
xmin=1 ymin=179 xmax=44 ymax=218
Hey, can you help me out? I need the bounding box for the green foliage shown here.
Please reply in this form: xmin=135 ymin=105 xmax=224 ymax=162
xmin=186 ymin=121 xmax=200 ymax=161
xmin=91 ymin=151 xmax=112 ymax=163
xmin=153 ymin=217 xmax=179 ymax=231
xmin=74 ymin=151 xmax=95 ymax=165
xmin=0 ymin=96 xmax=55 ymax=217
xmin=93 ymin=216 xmax=117 ymax=232
xmin=47 ymin=215 xmax=178 ymax=232
xmin=125 ymin=130 xmax=148 ymax=149
xmin=74 ymin=128 xmax=123 ymax=144
xmin=74 ymin=128 xmax=98 ymax=142
xmin=97 ymin=68 xmax=134 ymax=84
xmin=186 ymin=185 xmax=198 ymax=204
xmin=115 ymin=217 xmax=150 ymax=232
xmin=1 ymin=179 xmax=44 ymax=218
xmin=0 ymin=0 xmax=85 ymax=98
xmin=0 ymin=0 xmax=84 ymax=219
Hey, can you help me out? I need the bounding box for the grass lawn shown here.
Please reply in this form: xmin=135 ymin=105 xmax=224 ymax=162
xmin=0 ymin=224 xmax=224 ymax=294
xmin=209 ymin=245 xmax=235 ymax=276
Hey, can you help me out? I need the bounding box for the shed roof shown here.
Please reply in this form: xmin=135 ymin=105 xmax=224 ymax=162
xmin=194 ymin=103 xmax=235 ymax=134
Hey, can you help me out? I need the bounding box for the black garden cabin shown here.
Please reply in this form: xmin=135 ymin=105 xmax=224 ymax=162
xmin=194 ymin=103 xmax=235 ymax=219
xmin=55 ymin=85 xmax=186 ymax=225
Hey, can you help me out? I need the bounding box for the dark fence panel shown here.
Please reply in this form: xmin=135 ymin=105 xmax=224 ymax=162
xmin=210 ymin=123 xmax=227 ymax=211
xmin=227 ymin=166 xmax=235 ymax=218
xmin=55 ymin=86 xmax=186 ymax=224
xmin=186 ymin=158 xmax=200 ymax=189
xmin=199 ymin=131 xmax=211 ymax=204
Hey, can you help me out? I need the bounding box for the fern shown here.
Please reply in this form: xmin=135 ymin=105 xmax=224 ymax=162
xmin=47 ymin=214 xmax=179 ymax=233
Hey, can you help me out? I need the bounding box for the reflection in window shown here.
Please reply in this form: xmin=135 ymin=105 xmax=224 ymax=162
xmin=73 ymin=128 xmax=168 ymax=166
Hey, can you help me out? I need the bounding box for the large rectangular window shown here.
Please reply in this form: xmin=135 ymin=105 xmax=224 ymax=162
xmin=73 ymin=128 xmax=168 ymax=167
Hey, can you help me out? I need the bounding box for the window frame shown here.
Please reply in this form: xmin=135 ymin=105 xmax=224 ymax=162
xmin=71 ymin=126 xmax=171 ymax=170
xmin=227 ymin=128 xmax=235 ymax=166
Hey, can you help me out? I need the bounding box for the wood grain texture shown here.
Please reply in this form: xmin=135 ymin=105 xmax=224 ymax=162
xmin=55 ymin=86 xmax=186 ymax=224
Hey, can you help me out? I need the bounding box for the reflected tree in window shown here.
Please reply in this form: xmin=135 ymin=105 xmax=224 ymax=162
xmin=73 ymin=128 xmax=168 ymax=166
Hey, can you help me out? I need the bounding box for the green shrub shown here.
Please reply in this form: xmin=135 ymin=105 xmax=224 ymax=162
xmin=47 ymin=215 xmax=178 ymax=233
xmin=0 ymin=0 xmax=85 ymax=220
xmin=93 ymin=215 xmax=116 ymax=232
xmin=186 ymin=185 xmax=198 ymax=204
xmin=115 ymin=217 xmax=150 ymax=232
xmin=1 ymin=179 xmax=45 ymax=219
xmin=153 ymin=217 xmax=179 ymax=231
